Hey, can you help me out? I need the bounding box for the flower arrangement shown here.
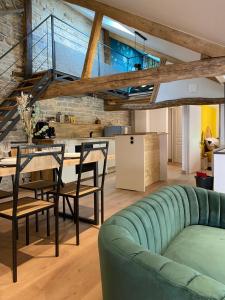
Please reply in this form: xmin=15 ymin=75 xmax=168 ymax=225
xmin=16 ymin=92 xmax=40 ymax=144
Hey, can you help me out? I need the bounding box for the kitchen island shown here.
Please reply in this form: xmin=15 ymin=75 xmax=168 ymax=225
xmin=115 ymin=133 xmax=167 ymax=192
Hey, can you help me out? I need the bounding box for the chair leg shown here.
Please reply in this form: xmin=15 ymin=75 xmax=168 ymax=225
xmin=47 ymin=209 xmax=50 ymax=237
xmin=35 ymin=213 xmax=39 ymax=232
xmin=101 ymin=189 xmax=104 ymax=224
xmin=26 ymin=216 xmax=29 ymax=246
xmin=34 ymin=190 xmax=39 ymax=230
xmin=94 ymin=191 xmax=99 ymax=225
xmin=54 ymin=196 xmax=59 ymax=257
xmin=16 ymin=220 xmax=19 ymax=240
xmin=63 ymin=196 xmax=66 ymax=221
xmin=41 ymin=190 xmax=44 ymax=215
xmin=75 ymin=197 xmax=79 ymax=246
xmin=12 ymin=219 xmax=17 ymax=282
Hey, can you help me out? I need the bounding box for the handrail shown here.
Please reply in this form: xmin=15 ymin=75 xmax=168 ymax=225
xmin=0 ymin=14 xmax=51 ymax=61
xmin=53 ymin=16 xmax=130 ymax=59
xmin=0 ymin=12 xmax=160 ymax=87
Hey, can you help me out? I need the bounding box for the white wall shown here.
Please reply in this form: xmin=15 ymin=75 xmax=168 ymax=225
xmin=135 ymin=108 xmax=168 ymax=133
xmin=156 ymin=78 xmax=224 ymax=102
xmin=135 ymin=111 xmax=149 ymax=132
xmin=182 ymin=105 xmax=201 ymax=173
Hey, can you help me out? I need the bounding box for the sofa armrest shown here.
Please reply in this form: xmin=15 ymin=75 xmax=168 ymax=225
xmin=99 ymin=224 xmax=225 ymax=300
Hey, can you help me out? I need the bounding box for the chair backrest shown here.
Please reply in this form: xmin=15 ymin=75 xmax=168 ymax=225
xmin=76 ymin=141 xmax=109 ymax=196
xmin=12 ymin=144 xmax=65 ymax=217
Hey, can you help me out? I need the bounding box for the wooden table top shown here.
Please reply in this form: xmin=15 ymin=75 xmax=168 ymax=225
xmin=0 ymin=153 xmax=115 ymax=177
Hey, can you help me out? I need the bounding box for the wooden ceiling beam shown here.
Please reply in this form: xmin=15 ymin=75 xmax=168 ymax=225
xmin=82 ymin=12 xmax=103 ymax=79
xmin=104 ymin=98 xmax=225 ymax=111
xmin=65 ymin=0 xmax=225 ymax=57
xmin=43 ymin=56 xmax=225 ymax=99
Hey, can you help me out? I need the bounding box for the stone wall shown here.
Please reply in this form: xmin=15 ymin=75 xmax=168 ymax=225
xmin=37 ymin=95 xmax=130 ymax=126
xmin=0 ymin=0 xmax=24 ymax=98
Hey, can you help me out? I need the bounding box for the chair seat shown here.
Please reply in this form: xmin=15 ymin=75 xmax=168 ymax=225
xmin=0 ymin=189 xmax=13 ymax=199
xmin=20 ymin=180 xmax=56 ymax=191
xmin=50 ymin=182 xmax=100 ymax=197
xmin=0 ymin=197 xmax=54 ymax=218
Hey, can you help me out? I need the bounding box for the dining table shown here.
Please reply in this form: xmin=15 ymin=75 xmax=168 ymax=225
xmin=0 ymin=151 xmax=115 ymax=225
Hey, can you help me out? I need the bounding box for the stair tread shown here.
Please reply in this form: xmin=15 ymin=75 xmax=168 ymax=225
xmin=0 ymin=105 xmax=17 ymax=111
xmin=14 ymin=85 xmax=34 ymax=92
xmin=1 ymin=96 xmax=17 ymax=102
xmin=22 ymin=76 xmax=42 ymax=83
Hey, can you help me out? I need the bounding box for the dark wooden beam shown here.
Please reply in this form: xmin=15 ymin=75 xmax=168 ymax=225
xmin=43 ymin=56 xmax=225 ymax=99
xmin=65 ymin=0 xmax=225 ymax=57
xmin=82 ymin=12 xmax=103 ymax=79
xmin=24 ymin=0 xmax=32 ymax=78
xmin=105 ymin=98 xmax=225 ymax=111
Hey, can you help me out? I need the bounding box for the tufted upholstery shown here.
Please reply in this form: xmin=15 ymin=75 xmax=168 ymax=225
xmin=99 ymin=185 xmax=225 ymax=300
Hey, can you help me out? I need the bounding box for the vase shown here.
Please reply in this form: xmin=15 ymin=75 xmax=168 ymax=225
xmin=27 ymin=135 xmax=33 ymax=145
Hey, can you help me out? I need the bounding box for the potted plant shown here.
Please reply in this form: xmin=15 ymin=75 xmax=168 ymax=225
xmin=16 ymin=92 xmax=40 ymax=144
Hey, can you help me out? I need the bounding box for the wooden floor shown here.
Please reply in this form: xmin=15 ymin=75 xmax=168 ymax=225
xmin=0 ymin=164 xmax=195 ymax=300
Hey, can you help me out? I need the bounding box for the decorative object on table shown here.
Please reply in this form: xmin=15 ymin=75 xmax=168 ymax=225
xmin=59 ymin=114 xmax=65 ymax=123
xmin=95 ymin=117 xmax=101 ymax=125
xmin=56 ymin=112 xmax=61 ymax=123
xmin=69 ymin=116 xmax=76 ymax=124
xmin=64 ymin=114 xmax=70 ymax=123
xmin=34 ymin=121 xmax=55 ymax=139
xmin=16 ymin=92 xmax=40 ymax=144
xmin=195 ymin=171 xmax=214 ymax=190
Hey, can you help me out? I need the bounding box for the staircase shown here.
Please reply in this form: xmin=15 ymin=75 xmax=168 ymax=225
xmin=0 ymin=70 xmax=52 ymax=141
xmin=0 ymin=14 xmax=160 ymax=141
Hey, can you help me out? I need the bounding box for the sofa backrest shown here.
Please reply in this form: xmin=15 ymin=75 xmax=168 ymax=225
xmin=104 ymin=185 xmax=225 ymax=254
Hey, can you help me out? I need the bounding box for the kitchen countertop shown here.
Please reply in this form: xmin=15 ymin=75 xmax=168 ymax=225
xmin=55 ymin=137 xmax=115 ymax=140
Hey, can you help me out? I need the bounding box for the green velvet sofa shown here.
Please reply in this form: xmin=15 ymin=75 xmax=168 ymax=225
xmin=99 ymin=185 xmax=225 ymax=300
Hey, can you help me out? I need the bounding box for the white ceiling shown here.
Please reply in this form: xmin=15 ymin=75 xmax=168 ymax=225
xmin=98 ymin=0 xmax=225 ymax=46
xmin=69 ymin=3 xmax=201 ymax=62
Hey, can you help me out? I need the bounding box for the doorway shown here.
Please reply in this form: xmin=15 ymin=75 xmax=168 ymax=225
xmin=168 ymin=107 xmax=182 ymax=164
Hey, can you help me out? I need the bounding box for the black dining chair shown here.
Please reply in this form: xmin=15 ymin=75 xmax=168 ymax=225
xmin=10 ymin=146 xmax=58 ymax=233
xmin=10 ymin=147 xmax=57 ymax=201
xmin=47 ymin=141 xmax=109 ymax=245
xmin=0 ymin=144 xmax=65 ymax=282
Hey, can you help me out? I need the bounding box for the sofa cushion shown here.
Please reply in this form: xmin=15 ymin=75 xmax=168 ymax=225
xmin=164 ymin=225 xmax=225 ymax=285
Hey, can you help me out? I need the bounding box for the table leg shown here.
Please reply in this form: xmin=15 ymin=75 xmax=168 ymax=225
xmin=93 ymin=162 xmax=99 ymax=225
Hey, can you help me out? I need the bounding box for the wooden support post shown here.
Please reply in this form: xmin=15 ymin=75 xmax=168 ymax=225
xmin=24 ymin=0 xmax=32 ymax=78
xmin=82 ymin=12 xmax=103 ymax=79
